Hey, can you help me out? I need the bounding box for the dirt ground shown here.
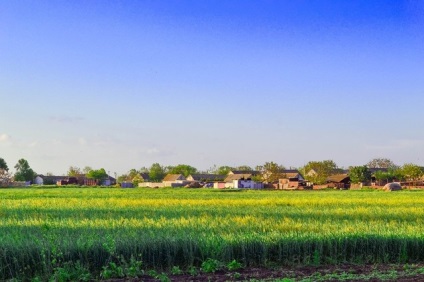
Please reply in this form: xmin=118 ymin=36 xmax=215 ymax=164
xmin=107 ymin=263 xmax=424 ymax=281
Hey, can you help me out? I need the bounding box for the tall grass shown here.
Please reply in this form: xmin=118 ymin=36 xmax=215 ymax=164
xmin=0 ymin=188 xmax=423 ymax=280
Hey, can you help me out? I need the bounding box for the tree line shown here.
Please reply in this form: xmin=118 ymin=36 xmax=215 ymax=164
xmin=1 ymin=157 xmax=423 ymax=186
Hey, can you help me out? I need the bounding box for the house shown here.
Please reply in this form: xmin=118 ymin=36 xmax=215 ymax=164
xmin=57 ymin=177 xmax=79 ymax=185
xmin=35 ymin=174 xmax=116 ymax=186
xmin=121 ymin=182 xmax=134 ymax=188
xmin=278 ymin=170 xmax=306 ymax=189
xmin=224 ymin=173 xmax=254 ymax=183
xmin=233 ymin=179 xmax=263 ymax=189
xmin=139 ymin=173 xmax=150 ymax=182
xmin=34 ymin=175 xmax=65 ymax=185
xmin=132 ymin=172 xmax=150 ymax=184
xmin=327 ymin=174 xmax=350 ymax=189
xmin=228 ymin=170 xmax=260 ymax=176
xmin=186 ymin=174 xmax=225 ymax=182
xmin=222 ymin=173 xmax=263 ymax=189
xmin=162 ymin=174 xmax=189 ymax=187
xmin=283 ymin=170 xmax=305 ymax=181
xmin=101 ymin=175 xmax=117 ymax=186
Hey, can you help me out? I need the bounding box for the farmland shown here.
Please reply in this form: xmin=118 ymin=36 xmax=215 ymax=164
xmin=0 ymin=187 xmax=423 ymax=281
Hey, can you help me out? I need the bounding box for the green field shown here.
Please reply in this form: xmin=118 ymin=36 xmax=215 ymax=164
xmin=0 ymin=187 xmax=423 ymax=280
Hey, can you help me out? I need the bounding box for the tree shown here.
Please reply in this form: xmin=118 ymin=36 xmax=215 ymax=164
xmin=132 ymin=174 xmax=144 ymax=187
xmin=139 ymin=166 xmax=149 ymax=173
xmin=82 ymin=166 xmax=92 ymax=174
xmin=67 ymin=166 xmax=82 ymax=176
xmin=301 ymin=160 xmax=338 ymax=185
xmin=0 ymin=158 xmax=8 ymax=171
xmin=256 ymin=161 xmax=286 ymax=183
xmin=168 ymin=164 xmax=198 ymax=177
xmin=217 ymin=166 xmax=234 ymax=175
xmin=117 ymin=174 xmax=129 ymax=183
xmin=367 ymin=158 xmax=397 ymax=169
xmin=86 ymin=168 xmax=108 ymax=183
xmin=236 ymin=165 xmax=253 ymax=172
xmin=149 ymin=163 xmax=166 ymax=182
xmin=349 ymin=166 xmax=371 ymax=184
xmin=14 ymin=159 xmax=36 ymax=182
xmin=202 ymin=164 xmax=218 ymax=174
xmin=400 ymin=163 xmax=423 ymax=185
xmin=374 ymin=170 xmax=392 ymax=186
xmin=0 ymin=169 xmax=12 ymax=186
xmin=128 ymin=169 xmax=139 ymax=179
xmin=374 ymin=167 xmax=403 ymax=185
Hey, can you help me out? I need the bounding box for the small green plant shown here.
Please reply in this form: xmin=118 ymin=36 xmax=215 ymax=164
xmin=188 ymin=266 xmax=198 ymax=276
xmin=100 ymin=262 xmax=124 ymax=279
xmin=171 ymin=265 xmax=183 ymax=275
xmin=102 ymin=235 xmax=116 ymax=256
xmin=122 ymin=255 xmax=144 ymax=277
xmin=50 ymin=261 xmax=91 ymax=282
xmin=157 ymin=272 xmax=171 ymax=282
xmin=312 ymin=250 xmax=320 ymax=266
xmin=227 ymin=259 xmax=242 ymax=271
xmin=201 ymin=258 xmax=220 ymax=273
xmin=233 ymin=272 xmax=241 ymax=279
xmin=147 ymin=269 xmax=158 ymax=277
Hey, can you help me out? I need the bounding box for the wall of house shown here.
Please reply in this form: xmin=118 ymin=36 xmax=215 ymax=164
xmin=121 ymin=182 xmax=134 ymax=188
xmin=225 ymin=182 xmax=234 ymax=188
xmin=278 ymin=178 xmax=300 ymax=189
xmin=234 ymin=180 xmax=263 ymax=189
xmin=139 ymin=182 xmax=165 ymax=188
xmin=163 ymin=180 xmax=190 ymax=187
xmin=102 ymin=179 xmax=112 ymax=186
xmin=213 ymin=182 xmax=226 ymax=189
xmin=34 ymin=176 xmax=43 ymax=185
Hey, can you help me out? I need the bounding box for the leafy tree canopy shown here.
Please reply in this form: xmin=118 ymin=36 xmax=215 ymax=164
xmin=82 ymin=166 xmax=92 ymax=174
xmin=168 ymin=164 xmax=198 ymax=177
xmin=149 ymin=163 xmax=166 ymax=182
xmin=236 ymin=165 xmax=253 ymax=172
xmin=117 ymin=174 xmax=129 ymax=183
xmin=139 ymin=166 xmax=149 ymax=173
xmin=86 ymin=168 xmax=108 ymax=181
xmin=367 ymin=158 xmax=397 ymax=169
xmin=14 ymin=159 xmax=36 ymax=182
xmin=349 ymin=166 xmax=372 ymax=184
xmin=128 ymin=169 xmax=139 ymax=179
xmin=0 ymin=158 xmax=8 ymax=171
xmin=216 ymin=166 xmax=234 ymax=175
xmin=400 ymin=163 xmax=423 ymax=181
xmin=256 ymin=161 xmax=286 ymax=183
xmin=67 ymin=166 xmax=82 ymax=176
xmin=301 ymin=160 xmax=338 ymax=185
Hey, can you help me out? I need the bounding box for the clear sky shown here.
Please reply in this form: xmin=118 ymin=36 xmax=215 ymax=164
xmin=1 ymin=1 xmax=424 ymax=176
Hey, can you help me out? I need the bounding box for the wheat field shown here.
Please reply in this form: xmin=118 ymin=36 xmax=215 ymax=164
xmin=0 ymin=187 xmax=423 ymax=280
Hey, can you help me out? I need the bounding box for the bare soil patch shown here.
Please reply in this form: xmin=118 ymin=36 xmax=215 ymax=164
xmin=106 ymin=263 xmax=424 ymax=281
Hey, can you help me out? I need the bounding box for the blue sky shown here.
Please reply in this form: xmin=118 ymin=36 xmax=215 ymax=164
xmin=1 ymin=1 xmax=424 ymax=175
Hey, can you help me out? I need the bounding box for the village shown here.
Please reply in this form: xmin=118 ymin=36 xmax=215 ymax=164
xmin=2 ymin=157 xmax=423 ymax=191
xmin=30 ymin=166 xmax=423 ymax=191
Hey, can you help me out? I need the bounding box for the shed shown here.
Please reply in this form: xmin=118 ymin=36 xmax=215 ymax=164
xmin=326 ymin=174 xmax=350 ymax=189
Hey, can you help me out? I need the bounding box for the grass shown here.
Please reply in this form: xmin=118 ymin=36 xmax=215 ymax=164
xmin=0 ymin=187 xmax=423 ymax=280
